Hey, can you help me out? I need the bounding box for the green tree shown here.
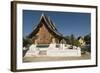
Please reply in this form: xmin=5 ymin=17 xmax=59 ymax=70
xmin=70 ymin=34 xmax=75 ymax=46
xmin=23 ymin=37 xmax=32 ymax=47
xmin=73 ymin=39 xmax=81 ymax=47
xmin=65 ymin=34 xmax=81 ymax=47
xmin=84 ymin=34 xmax=91 ymax=45
xmin=23 ymin=38 xmax=33 ymax=57
xmin=64 ymin=36 xmax=71 ymax=44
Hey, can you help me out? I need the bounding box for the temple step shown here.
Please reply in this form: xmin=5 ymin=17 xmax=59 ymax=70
xmin=39 ymin=51 xmax=47 ymax=55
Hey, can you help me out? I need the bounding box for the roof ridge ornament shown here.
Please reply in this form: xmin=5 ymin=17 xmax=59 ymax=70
xmin=41 ymin=12 xmax=45 ymax=17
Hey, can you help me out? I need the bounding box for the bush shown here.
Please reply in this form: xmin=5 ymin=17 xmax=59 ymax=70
xmin=81 ymin=45 xmax=91 ymax=54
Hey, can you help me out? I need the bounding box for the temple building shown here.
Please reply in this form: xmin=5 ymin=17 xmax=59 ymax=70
xmin=28 ymin=13 xmax=65 ymax=44
xmin=24 ymin=13 xmax=81 ymax=57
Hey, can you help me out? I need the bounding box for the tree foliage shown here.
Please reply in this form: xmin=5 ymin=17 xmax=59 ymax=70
xmin=70 ymin=34 xmax=75 ymax=46
xmin=64 ymin=36 xmax=71 ymax=44
xmin=23 ymin=38 xmax=33 ymax=47
xmin=84 ymin=34 xmax=91 ymax=45
xmin=73 ymin=39 xmax=81 ymax=47
xmin=64 ymin=34 xmax=81 ymax=47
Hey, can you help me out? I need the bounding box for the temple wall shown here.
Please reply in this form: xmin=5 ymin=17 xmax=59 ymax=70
xmin=33 ymin=23 xmax=60 ymax=44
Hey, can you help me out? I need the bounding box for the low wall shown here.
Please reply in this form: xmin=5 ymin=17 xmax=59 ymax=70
xmin=25 ymin=50 xmax=39 ymax=57
xmin=47 ymin=49 xmax=81 ymax=57
xmin=24 ymin=44 xmax=81 ymax=57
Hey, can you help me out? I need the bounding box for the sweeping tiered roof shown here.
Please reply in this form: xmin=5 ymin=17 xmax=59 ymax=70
xmin=28 ymin=13 xmax=63 ymax=38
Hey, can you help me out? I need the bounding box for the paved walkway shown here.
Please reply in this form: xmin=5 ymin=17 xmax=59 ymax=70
xmin=23 ymin=53 xmax=91 ymax=62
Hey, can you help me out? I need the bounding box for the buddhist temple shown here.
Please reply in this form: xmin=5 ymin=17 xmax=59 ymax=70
xmin=28 ymin=13 xmax=64 ymax=44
